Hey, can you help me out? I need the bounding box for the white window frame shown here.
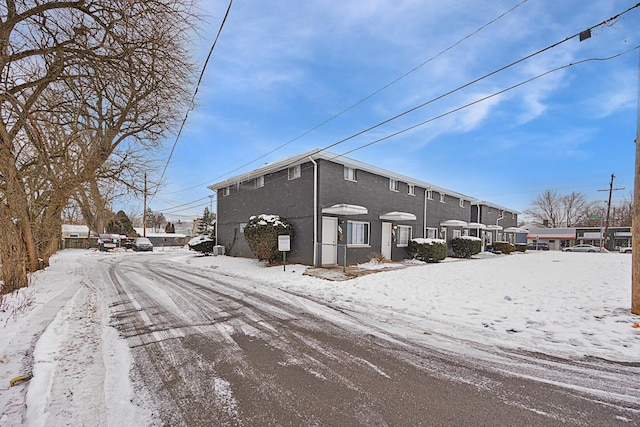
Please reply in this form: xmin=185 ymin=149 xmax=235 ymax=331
xmin=459 ymin=198 xmax=464 ymax=208
xmin=239 ymin=223 xmax=247 ymax=234
xmin=441 ymin=228 xmax=447 ymax=240
xmin=389 ymin=178 xmax=399 ymax=192
xmin=288 ymin=165 xmax=301 ymax=180
xmin=426 ymin=227 xmax=438 ymax=239
xmin=512 ymin=212 xmax=515 ymax=219
xmin=439 ymin=192 xmax=446 ymax=203
xmin=407 ymin=184 xmax=415 ymax=196
xmin=222 ymin=186 xmax=230 ymax=197
xmin=347 ymin=221 xmax=370 ymax=246
xmin=453 ymin=229 xmax=462 ymax=238
xmin=255 ymin=176 xmax=264 ymax=188
xmin=427 ymin=190 xmax=433 ymax=200
xmin=344 ymin=166 xmax=357 ymax=181
xmin=397 ymin=225 xmax=412 ymax=247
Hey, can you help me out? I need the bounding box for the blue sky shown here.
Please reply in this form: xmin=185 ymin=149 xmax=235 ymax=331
xmin=138 ymin=0 xmax=640 ymax=223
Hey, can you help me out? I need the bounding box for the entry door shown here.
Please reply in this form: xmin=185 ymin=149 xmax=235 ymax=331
xmin=381 ymin=222 xmax=392 ymax=260
xmin=321 ymin=217 xmax=338 ymax=266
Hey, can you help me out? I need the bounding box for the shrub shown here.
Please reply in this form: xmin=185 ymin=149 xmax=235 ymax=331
xmin=492 ymin=241 xmax=515 ymax=254
xmin=407 ymin=238 xmax=447 ymax=263
xmin=451 ymin=237 xmax=482 ymax=258
xmin=515 ymin=243 xmax=527 ymax=252
xmin=368 ymin=252 xmax=385 ymax=263
xmin=243 ymin=214 xmax=294 ymax=263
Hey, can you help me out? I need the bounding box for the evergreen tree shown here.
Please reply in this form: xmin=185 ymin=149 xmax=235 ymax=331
xmin=197 ymin=207 xmax=213 ymax=236
xmin=106 ymin=210 xmax=137 ymax=236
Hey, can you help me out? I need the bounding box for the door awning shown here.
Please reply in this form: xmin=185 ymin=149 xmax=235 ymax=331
xmin=321 ymin=203 xmax=368 ymax=215
xmin=504 ymin=227 xmax=528 ymax=233
xmin=440 ymin=220 xmax=468 ymax=227
xmin=379 ymin=211 xmax=417 ymax=221
xmin=466 ymin=222 xmax=487 ymax=229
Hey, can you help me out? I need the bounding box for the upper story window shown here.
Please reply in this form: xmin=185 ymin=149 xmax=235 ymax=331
xmin=222 ymin=186 xmax=230 ymax=197
xmin=427 ymin=190 xmax=433 ymax=200
xmin=407 ymin=184 xmax=415 ymax=196
xmin=389 ymin=178 xmax=399 ymax=192
xmin=512 ymin=212 xmax=515 ymax=219
xmin=344 ymin=166 xmax=357 ymax=181
xmin=288 ymin=165 xmax=301 ymax=180
xmin=255 ymin=176 xmax=264 ymax=188
xmin=439 ymin=192 xmax=445 ymax=203
xmin=459 ymin=198 xmax=464 ymax=208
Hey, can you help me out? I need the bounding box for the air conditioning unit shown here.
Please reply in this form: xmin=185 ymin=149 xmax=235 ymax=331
xmin=213 ymin=245 xmax=225 ymax=256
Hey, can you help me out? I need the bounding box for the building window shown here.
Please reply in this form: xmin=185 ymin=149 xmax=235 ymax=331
xmin=427 ymin=227 xmax=438 ymax=239
xmin=344 ymin=167 xmax=357 ymax=181
xmin=459 ymin=198 xmax=465 ymax=208
xmin=427 ymin=190 xmax=433 ymax=200
xmin=70 ymin=233 xmax=79 ymax=238
xmin=347 ymin=221 xmax=370 ymax=246
xmin=440 ymin=192 xmax=445 ymax=203
xmin=222 ymin=186 xmax=230 ymax=197
xmin=389 ymin=179 xmax=399 ymax=192
xmin=255 ymin=176 xmax=264 ymax=188
xmin=239 ymin=223 xmax=246 ymax=234
xmin=397 ymin=225 xmax=412 ymax=247
xmin=512 ymin=212 xmax=515 ymax=219
xmin=408 ymin=185 xmax=415 ymax=196
xmin=288 ymin=165 xmax=301 ymax=180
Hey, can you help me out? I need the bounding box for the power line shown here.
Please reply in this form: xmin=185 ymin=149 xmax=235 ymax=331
xmin=332 ymin=47 xmax=639 ymax=160
xmin=149 ymin=0 xmax=234 ymax=203
xmin=160 ymin=0 xmax=530 ymax=195
xmin=155 ymin=2 xmax=640 ymax=214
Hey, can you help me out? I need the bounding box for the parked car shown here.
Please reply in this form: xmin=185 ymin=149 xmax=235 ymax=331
xmin=132 ymin=237 xmax=153 ymax=252
xmin=561 ymin=244 xmax=607 ymax=253
xmin=619 ymin=246 xmax=632 ymax=254
xmin=526 ymin=243 xmax=549 ymax=251
xmin=98 ymin=234 xmax=120 ymax=251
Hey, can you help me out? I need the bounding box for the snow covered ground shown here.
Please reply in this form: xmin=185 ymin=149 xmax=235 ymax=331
xmin=0 ymin=248 xmax=638 ymax=425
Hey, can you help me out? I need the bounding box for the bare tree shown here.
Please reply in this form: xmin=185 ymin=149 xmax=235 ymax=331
xmin=562 ymin=191 xmax=593 ymax=227
xmin=525 ymin=190 xmax=597 ymax=228
xmin=524 ymin=190 xmax=566 ymax=227
xmin=0 ymin=1 xmax=198 ymax=293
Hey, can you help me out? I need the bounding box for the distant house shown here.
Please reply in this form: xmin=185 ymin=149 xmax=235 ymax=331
xmin=208 ymin=150 xmax=519 ymax=266
xmin=524 ymin=226 xmax=631 ymax=250
xmin=61 ymin=224 xmax=92 ymax=249
xmin=133 ymin=228 xmax=186 ymax=247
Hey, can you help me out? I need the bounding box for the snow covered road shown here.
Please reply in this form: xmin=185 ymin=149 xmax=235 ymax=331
xmin=1 ymin=249 xmax=640 ymax=425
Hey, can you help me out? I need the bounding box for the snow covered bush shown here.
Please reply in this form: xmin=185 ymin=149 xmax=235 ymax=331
xmin=407 ymin=238 xmax=446 ymax=263
xmin=188 ymin=235 xmax=215 ymax=255
xmin=451 ymin=236 xmax=482 ymax=258
xmin=243 ymin=214 xmax=294 ymax=263
xmin=492 ymin=241 xmax=515 ymax=254
xmin=515 ymin=243 xmax=527 ymax=252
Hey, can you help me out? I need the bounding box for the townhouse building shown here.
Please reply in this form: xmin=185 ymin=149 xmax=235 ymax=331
xmin=208 ymin=150 xmax=519 ymax=266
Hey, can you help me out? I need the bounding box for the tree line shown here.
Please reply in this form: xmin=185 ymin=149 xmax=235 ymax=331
xmin=523 ymin=189 xmax=633 ymax=228
xmin=0 ymin=1 xmax=198 ymax=294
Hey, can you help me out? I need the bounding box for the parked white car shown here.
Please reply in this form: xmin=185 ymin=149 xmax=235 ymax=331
xmin=619 ymin=247 xmax=632 ymax=254
xmin=561 ymin=244 xmax=608 ymax=253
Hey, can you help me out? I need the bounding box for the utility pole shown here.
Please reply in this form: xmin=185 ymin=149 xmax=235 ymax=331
xmin=633 ymin=51 xmax=640 ymax=315
xmin=143 ymin=173 xmax=147 ymax=238
xmin=597 ymin=173 xmax=624 ymax=250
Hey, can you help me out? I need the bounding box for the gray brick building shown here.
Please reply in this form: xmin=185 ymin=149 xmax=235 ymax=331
xmin=208 ymin=150 xmax=518 ymax=266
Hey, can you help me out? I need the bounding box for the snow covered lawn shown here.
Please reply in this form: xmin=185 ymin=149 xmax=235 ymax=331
xmin=0 ymin=248 xmax=638 ymax=425
xmin=173 ymin=249 xmax=639 ymax=362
